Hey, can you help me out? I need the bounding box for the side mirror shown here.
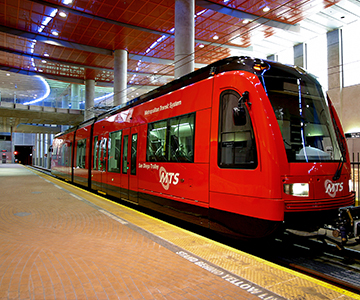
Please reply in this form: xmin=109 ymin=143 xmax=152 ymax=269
xmin=233 ymin=91 xmax=249 ymax=126
xmin=233 ymin=107 xmax=246 ymax=126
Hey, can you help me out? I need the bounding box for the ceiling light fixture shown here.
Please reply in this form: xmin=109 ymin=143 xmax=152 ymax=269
xmin=51 ymin=30 xmax=59 ymax=36
xmin=263 ymin=6 xmax=270 ymax=12
xmin=199 ymin=44 xmax=205 ymax=48
xmin=59 ymin=11 xmax=67 ymax=18
xmin=213 ymin=35 xmax=219 ymax=40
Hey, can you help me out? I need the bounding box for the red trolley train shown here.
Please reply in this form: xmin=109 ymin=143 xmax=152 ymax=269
xmin=52 ymin=56 xmax=359 ymax=241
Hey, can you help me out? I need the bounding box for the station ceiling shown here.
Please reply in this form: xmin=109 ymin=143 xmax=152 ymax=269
xmin=1 ymin=0 xmax=360 ymax=133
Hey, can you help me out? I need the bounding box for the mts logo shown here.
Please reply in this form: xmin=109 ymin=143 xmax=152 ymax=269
xmin=159 ymin=166 xmax=180 ymax=190
xmin=324 ymin=179 xmax=343 ymax=198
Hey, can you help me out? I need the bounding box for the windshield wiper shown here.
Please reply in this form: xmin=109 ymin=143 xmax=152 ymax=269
xmin=332 ymin=117 xmax=346 ymax=181
xmin=333 ymin=155 xmax=344 ymax=181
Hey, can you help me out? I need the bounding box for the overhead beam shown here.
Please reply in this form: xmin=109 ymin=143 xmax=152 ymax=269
xmin=0 ymin=46 xmax=176 ymax=80
xmin=27 ymin=0 xmax=251 ymax=51
xmin=0 ymin=25 xmax=234 ymax=71
xmin=128 ymin=54 xmax=207 ymax=69
xmin=0 ymin=46 xmax=112 ymax=72
xmin=15 ymin=124 xmax=62 ymax=134
xmin=0 ymin=64 xmax=85 ymax=84
xmin=0 ymin=64 xmax=170 ymax=89
xmin=0 ymin=105 xmax=84 ymax=126
xmin=0 ymin=25 xmax=113 ymax=56
xmin=28 ymin=0 xmax=174 ymax=39
xmin=196 ymin=0 xmax=300 ymax=33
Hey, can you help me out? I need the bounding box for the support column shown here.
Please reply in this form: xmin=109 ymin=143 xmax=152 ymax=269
xmin=47 ymin=133 xmax=52 ymax=169
xmin=327 ymin=29 xmax=343 ymax=120
xmin=71 ymin=84 xmax=80 ymax=109
xmin=37 ymin=134 xmax=41 ymax=166
xmin=175 ymin=0 xmax=194 ymax=78
xmin=33 ymin=134 xmax=37 ymax=165
xmin=85 ymin=79 xmax=95 ymax=120
xmin=294 ymin=43 xmax=307 ymax=69
xmin=327 ymin=29 xmax=343 ymax=91
xmin=62 ymin=95 xmax=69 ymax=109
xmin=114 ymin=49 xmax=128 ymax=106
xmin=41 ymin=134 xmax=45 ymax=167
xmin=267 ymin=54 xmax=278 ymax=61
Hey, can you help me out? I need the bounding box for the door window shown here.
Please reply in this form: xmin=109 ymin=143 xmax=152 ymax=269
xmin=76 ymin=139 xmax=86 ymax=169
xmin=100 ymin=138 xmax=107 ymax=171
xmin=93 ymin=136 xmax=98 ymax=170
xmin=131 ymin=134 xmax=138 ymax=175
xmin=108 ymin=130 xmax=122 ymax=173
xmin=122 ymin=135 xmax=128 ymax=174
xmin=218 ymin=90 xmax=257 ymax=169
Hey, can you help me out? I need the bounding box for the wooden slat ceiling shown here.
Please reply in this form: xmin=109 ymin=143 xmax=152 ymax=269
xmin=0 ymin=0 xmax=349 ymax=87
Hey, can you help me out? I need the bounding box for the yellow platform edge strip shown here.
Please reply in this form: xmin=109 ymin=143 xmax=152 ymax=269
xmin=28 ymin=167 xmax=360 ymax=300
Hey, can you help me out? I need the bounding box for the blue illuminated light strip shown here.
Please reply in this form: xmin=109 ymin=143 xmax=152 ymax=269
xmin=38 ymin=9 xmax=58 ymax=33
xmin=23 ymin=76 xmax=51 ymax=105
xmin=80 ymin=92 xmax=114 ymax=104
xmin=24 ymin=8 xmax=59 ymax=104
xmin=95 ymin=93 xmax=114 ymax=102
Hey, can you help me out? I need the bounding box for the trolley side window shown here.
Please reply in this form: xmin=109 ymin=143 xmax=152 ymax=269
xmin=169 ymin=114 xmax=195 ymax=162
xmin=108 ymin=130 xmax=122 ymax=173
xmin=76 ymin=138 xmax=87 ymax=169
xmin=218 ymin=90 xmax=257 ymax=169
xmin=147 ymin=113 xmax=195 ymax=163
xmin=147 ymin=120 xmax=167 ymax=162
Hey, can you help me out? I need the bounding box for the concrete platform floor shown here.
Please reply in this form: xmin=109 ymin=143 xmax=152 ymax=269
xmin=0 ymin=164 xmax=359 ymax=300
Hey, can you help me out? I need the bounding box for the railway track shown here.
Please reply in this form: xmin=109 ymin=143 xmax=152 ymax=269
xmin=252 ymin=231 xmax=360 ymax=294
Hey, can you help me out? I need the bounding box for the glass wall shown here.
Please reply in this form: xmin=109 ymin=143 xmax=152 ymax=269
xmin=0 ymin=72 xmax=114 ymax=110
xmin=342 ymin=20 xmax=360 ymax=87
xmin=307 ymin=34 xmax=328 ymax=91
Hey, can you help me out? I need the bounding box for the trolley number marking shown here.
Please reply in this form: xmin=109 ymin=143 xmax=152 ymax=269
xmin=176 ymin=251 xmax=284 ymax=300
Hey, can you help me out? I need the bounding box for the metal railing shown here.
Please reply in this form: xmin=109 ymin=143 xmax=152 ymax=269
xmin=351 ymin=153 xmax=360 ymax=206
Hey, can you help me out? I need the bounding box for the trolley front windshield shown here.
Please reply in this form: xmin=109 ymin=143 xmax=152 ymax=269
xmin=262 ymin=74 xmax=342 ymax=163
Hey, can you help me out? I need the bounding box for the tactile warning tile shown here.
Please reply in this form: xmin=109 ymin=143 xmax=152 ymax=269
xmin=33 ymin=169 xmax=360 ymax=300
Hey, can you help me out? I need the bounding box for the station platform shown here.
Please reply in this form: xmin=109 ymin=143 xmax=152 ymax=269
xmin=0 ymin=164 xmax=359 ymax=300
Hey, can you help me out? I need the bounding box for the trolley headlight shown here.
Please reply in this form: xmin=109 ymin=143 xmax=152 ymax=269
xmin=284 ymin=183 xmax=309 ymax=197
